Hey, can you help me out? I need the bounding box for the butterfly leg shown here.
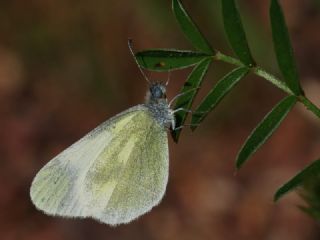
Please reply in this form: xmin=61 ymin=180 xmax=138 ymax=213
xmin=171 ymin=123 xmax=200 ymax=131
xmin=170 ymin=108 xmax=208 ymax=131
xmin=172 ymin=108 xmax=208 ymax=115
xmin=172 ymin=108 xmax=192 ymax=114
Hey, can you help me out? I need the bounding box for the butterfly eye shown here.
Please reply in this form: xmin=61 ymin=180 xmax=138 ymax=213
xmin=154 ymin=88 xmax=163 ymax=98
xmin=150 ymin=84 xmax=166 ymax=99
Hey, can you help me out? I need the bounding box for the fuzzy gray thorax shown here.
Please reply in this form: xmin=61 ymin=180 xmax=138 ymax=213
xmin=144 ymin=83 xmax=175 ymax=130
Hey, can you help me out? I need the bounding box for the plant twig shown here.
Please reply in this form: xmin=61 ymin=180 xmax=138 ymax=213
xmin=213 ymin=51 xmax=293 ymax=95
xmin=213 ymin=51 xmax=320 ymax=118
xmin=298 ymin=96 xmax=320 ymax=119
xmin=253 ymin=67 xmax=293 ymax=95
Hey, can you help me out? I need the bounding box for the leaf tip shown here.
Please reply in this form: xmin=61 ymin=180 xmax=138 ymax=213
xmin=273 ymin=193 xmax=281 ymax=202
xmin=274 ymin=187 xmax=286 ymax=202
xmin=171 ymin=130 xmax=180 ymax=143
xmin=190 ymin=126 xmax=197 ymax=131
xmin=235 ymin=157 xmax=243 ymax=170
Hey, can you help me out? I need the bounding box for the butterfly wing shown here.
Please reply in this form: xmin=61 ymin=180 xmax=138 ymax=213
xmin=30 ymin=105 xmax=169 ymax=225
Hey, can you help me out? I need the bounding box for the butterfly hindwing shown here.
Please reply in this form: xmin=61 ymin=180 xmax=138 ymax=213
xmin=30 ymin=105 xmax=169 ymax=225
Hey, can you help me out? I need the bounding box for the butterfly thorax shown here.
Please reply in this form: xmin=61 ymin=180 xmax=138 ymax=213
xmin=145 ymin=83 xmax=175 ymax=130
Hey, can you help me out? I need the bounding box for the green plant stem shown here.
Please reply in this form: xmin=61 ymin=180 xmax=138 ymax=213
xmin=214 ymin=51 xmax=243 ymax=66
xmin=213 ymin=51 xmax=320 ymax=119
xmin=253 ymin=67 xmax=293 ymax=95
xmin=214 ymin=51 xmax=293 ymax=94
xmin=298 ymin=96 xmax=320 ymax=119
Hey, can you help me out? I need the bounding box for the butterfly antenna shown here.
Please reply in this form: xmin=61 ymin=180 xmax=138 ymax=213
xmin=165 ymin=70 xmax=171 ymax=86
xmin=128 ymin=39 xmax=151 ymax=84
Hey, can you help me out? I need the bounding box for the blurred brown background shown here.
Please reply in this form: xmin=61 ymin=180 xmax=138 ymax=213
xmin=1 ymin=0 xmax=320 ymax=239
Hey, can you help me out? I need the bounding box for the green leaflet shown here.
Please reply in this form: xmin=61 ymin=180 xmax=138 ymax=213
xmin=172 ymin=0 xmax=214 ymax=54
xmin=236 ymin=95 xmax=297 ymax=169
xmin=135 ymin=49 xmax=211 ymax=71
xmin=221 ymin=0 xmax=255 ymax=67
xmin=274 ymin=159 xmax=320 ymax=201
xmin=191 ymin=67 xmax=249 ymax=129
xmin=172 ymin=57 xmax=212 ymax=142
xmin=270 ymin=0 xmax=303 ymax=95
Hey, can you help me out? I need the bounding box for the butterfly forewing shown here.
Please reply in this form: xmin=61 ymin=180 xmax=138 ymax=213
xmin=30 ymin=105 xmax=169 ymax=225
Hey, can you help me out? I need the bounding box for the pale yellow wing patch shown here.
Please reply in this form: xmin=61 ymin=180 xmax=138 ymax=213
xmin=30 ymin=105 xmax=169 ymax=225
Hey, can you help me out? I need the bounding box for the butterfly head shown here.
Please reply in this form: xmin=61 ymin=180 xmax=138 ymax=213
xmin=145 ymin=82 xmax=167 ymax=104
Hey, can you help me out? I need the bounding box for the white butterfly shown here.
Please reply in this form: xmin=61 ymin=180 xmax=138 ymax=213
xmin=30 ymin=40 xmax=185 ymax=225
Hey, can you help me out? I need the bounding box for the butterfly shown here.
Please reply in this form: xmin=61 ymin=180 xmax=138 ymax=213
xmin=29 ymin=40 xmax=188 ymax=226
